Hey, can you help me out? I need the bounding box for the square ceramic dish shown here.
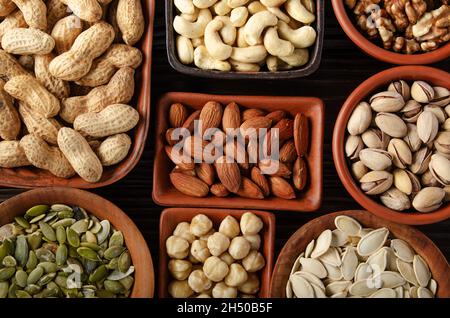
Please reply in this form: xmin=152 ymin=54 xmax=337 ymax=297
xmin=165 ymin=0 xmax=324 ymax=79
xmin=0 ymin=0 xmax=155 ymax=189
xmin=158 ymin=208 xmax=276 ymax=298
xmin=153 ymin=92 xmax=324 ymax=211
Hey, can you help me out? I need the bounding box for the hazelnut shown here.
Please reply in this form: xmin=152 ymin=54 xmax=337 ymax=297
xmin=166 ymin=235 xmax=189 ymax=259
xmin=173 ymin=222 xmax=195 ymax=243
xmin=228 ymin=236 xmax=251 ymax=260
xmin=190 ymin=239 xmax=210 ymax=263
xmin=196 ymin=294 xmax=211 ymax=298
xmin=168 ymin=259 xmax=192 ymax=280
xmin=207 ymin=232 xmax=230 ymax=256
xmin=188 ymin=251 xmax=201 ymax=264
xmin=203 ymin=256 xmax=229 ymax=282
xmin=212 ymin=282 xmax=238 ymax=298
xmin=200 ymin=228 xmax=216 ymax=241
xmin=244 ymin=234 xmax=261 ymax=250
xmin=242 ymin=250 xmax=265 ymax=272
xmin=219 ymin=215 xmax=240 ymax=238
xmin=188 ymin=269 xmax=212 ymax=293
xmin=168 ymin=280 xmax=194 ymax=298
xmin=238 ymin=273 xmax=260 ymax=294
xmin=190 ymin=214 xmax=213 ymax=237
xmin=219 ymin=252 xmax=234 ymax=266
xmin=240 ymin=212 xmax=263 ymax=235
xmin=224 ymin=263 xmax=248 ymax=287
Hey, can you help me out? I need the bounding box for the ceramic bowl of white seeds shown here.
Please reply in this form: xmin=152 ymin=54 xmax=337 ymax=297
xmin=270 ymin=210 xmax=450 ymax=298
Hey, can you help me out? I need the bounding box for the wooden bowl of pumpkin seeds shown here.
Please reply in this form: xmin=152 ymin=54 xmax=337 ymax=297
xmin=0 ymin=187 xmax=154 ymax=298
xmin=270 ymin=210 xmax=450 ymax=298
xmin=333 ymin=66 xmax=450 ymax=225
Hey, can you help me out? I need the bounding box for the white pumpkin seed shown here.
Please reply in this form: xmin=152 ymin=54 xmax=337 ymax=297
xmin=285 ymin=280 xmax=293 ymax=298
xmin=323 ymin=262 xmax=342 ymax=281
xmin=366 ymin=247 xmax=388 ymax=273
xmin=369 ymin=288 xmax=396 ymax=298
xmin=355 ymin=263 xmax=373 ymax=281
xmin=299 ymin=257 xmax=327 ymax=279
xmin=304 ymin=240 xmax=315 ymax=258
xmin=334 ymin=216 xmax=362 ymax=236
xmin=428 ymin=279 xmax=437 ymax=295
xmin=397 ymin=259 xmax=418 ymax=286
xmin=359 ymin=228 xmax=374 ymax=237
xmin=311 ymin=230 xmax=332 ymax=259
xmin=325 ymin=280 xmax=351 ymax=296
xmin=404 ymin=289 xmax=410 ymax=298
xmin=330 ymin=291 xmax=347 ymax=298
xmin=349 ymin=279 xmax=380 ymax=297
xmin=413 ymin=254 xmax=431 ymax=287
xmin=409 ymin=286 xmax=418 ymax=298
xmin=390 ymin=239 xmax=415 ymax=263
xmin=290 ymin=275 xmax=315 ymax=298
xmin=291 ymin=271 xmax=325 ymax=290
xmin=290 ymin=252 xmax=304 ymax=276
xmin=318 ymin=247 xmax=341 ymax=267
xmin=395 ymin=286 xmax=403 ymax=298
xmin=375 ymin=271 xmax=406 ymax=288
xmin=385 ymin=247 xmax=399 ymax=272
xmin=417 ymin=287 xmax=433 ymax=298
xmin=310 ymin=282 xmax=326 ymax=298
xmin=331 ymin=229 xmax=348 ymax=247
xmin=357 ymin=228 xmax=389 ymax=257
xmin=341 ymin=247 xmax=358 ymax=281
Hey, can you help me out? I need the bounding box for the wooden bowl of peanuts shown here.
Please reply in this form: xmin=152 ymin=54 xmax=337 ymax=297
xmin=0 ymin=0 xmax=154 ymax=188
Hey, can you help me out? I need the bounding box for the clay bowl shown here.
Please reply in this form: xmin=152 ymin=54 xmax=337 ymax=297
xmin=332 ymin=0 xmax=450 ymax=65
xmin=158 ymin=208 xmax=275 ymax=298
xmin=153 ymin=92 xmax=324 ymax=212
xmin=270 ymin=210 xmax=450 ymax=298
xmin=0 ymin=187 xmax=154 ymax=298
xmin=0 ymin=0 xmax=155 ymax=189
xmin=166 ymin=0 xmax=324 ymax=79
xmin=333 ymin=66 xmax=450 ymax=225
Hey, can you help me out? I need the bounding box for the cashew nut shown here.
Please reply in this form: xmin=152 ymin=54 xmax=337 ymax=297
xmin=193 ymin=0 xmax=219 ymax=9
xmin=247 ymin=1 xmax=266 ymax=14
xmin=173 ymin=9 xmax=212 ymax=38
xmin=244 ymin=11 xmax=277 ymax=45
xmin=213 ymin=0 xmax=232 ymax=15
xmin=229 ymin=59 xmax=260 ymax=72
xmin=213 ymin=16 xmax=236 ymax=45
xmin=227 ymin=0 xmax=250 ymax=8
xmin=175 ymin=0 xmax=196 ymax=14
xmin=230 ymin=7 xmax=249 ymax=27
xmin=230 ymin=45 xmax=267 ymax=63
xmin=279 ymin=48 xmax=308 ymax=67
xmin=277 ymin=20 xmax=316 ymax=48
xmin=266 ymin=55 xmax=292 ymax=71
xmin=236 ymin=27 xmax=249 ymax=47
xmin=263 ymin=26 xmax=294 ymax=57
xmin=176 ymin=35 xmax=194 ymax=64
xmin=285 ymin=0 xmax=315 ymax=24
xmin=181 ymin=7 xmax=200 ymax=22
xmin=266 ymin=6 xmax=290 ymax=23
xmin=192 ymin=37 xmax=204 ymax=47
xmin=260 ymin=0 xmax=286 ymax=6
xmin=194 ymin=45 xmax=231 ymax=71
xmin=204 ymin=20 xmax=232 ymax=60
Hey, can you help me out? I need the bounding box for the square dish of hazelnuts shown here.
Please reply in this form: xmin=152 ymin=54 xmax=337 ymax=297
xmin=158 ymin=208 xmax=275 ymax=298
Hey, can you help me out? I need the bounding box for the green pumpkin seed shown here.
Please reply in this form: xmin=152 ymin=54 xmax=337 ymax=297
xmin=57 ymin=210 xmax=74 ymax=219
xmin=14 ymin=270 xmax=28 ymax=288
xmin=2 ymin=255 xmax=17 ymax=267
xmin=108 ymin=231 xmax=124 ymax=247
xmin=104 ymin=246 xmax=125 ymax=260
xmin=56 ymin=226 xmax=66 ymax=244
xmin=7 ymin=282 xmax=17 ymax=298
xmin=29 ymin=214 xmax=47 ymax=224
xmin=51 ymin=204 xmax=72 ymax=212
xmin=85 ymin=231 xmax=97 ymax=244
xmin=65 ymin=288 xmax=80 ymax=298
xmin=27 ymin=266 xmax=44 ymax=285
xmin=96 ymin=289 xmax=115 ymax=298
xmin=0 ymin=244 xmax=8 ymax=264
xmin=119 ymin=276 xmax=134 ymax=291
xmin=79 ymin=242 xmax=101 ymax=251
xmin=118 ymin=251 xmax=131 ymax=273
xmin=14 ymin=217 xmax=30 ymax=229
xmin=0 ymin=267 xmax=16 ymax=281
xmin=24 ymin=284 xmax=41 ymax=295
xmin=106 ymin=258 xmax=119 ymax=270
xmin=15 ymin=290 xmax=32 ymax=298
xmin=38 ymin=272 xmax=56 ymax=286
xmin=90 ymin=222 xmax=102 ymax=234
xmin=14 ymin=235 xmax=28 ymax=267
xmin=56 ymin=244 xmax=68 ymax=266
xmin=51 ymin=218 xmax=76 ymax=228
xmin=25 ymin=224 xmax=38 ymax=234
xmin=89 ymin=265 xmax=107 ymax=283
xmin=43 ymin=285 xmax=60 ymax=298
xmin=54 ymin=275 xmax=67 ymax=288
xmin=71 ymin=219 xmax=89 ymax=234
xmin=27 ymin=232 xmax=42 ymax=250
xmin=77 ymin=247 xmax=99 ymax=262
xmin=35 ymin=247 xmax=55 ymax=262
xmin=0 ymin=281 xmax=8 ymax=298
xmin=43 ymin=211 xmax=58 ymax=223
xmin=25 ymin=251 xmax=38 ymax=272
xmin=39 ymin=221 xmax=56 ymax=241
xmin=2 ymin=238 xmax=14 ymax=254
xmin=104 ymin=280 xmax=125 ymax=294
xmin=38 ymin=262 xmax=57 ymax=273
xmin=66 ymin=228 xmax=80 ymax=248
xmin=25 ymin=205 xmax=49 ymax=218
xmin=97 ymin=220 xmax=110 ymax=244
xmin=68 ymin=246 xmax=78 ymax=258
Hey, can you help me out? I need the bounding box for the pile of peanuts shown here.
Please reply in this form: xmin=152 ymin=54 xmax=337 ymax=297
xmin=0 ymin=0 xmax=144 ymax=183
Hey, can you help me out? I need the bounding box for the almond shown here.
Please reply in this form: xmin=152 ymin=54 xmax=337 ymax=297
xmin=236 ymin=177 xmax=264 ymax=199
xmin=225 ymin=141 xmax=249 ymax=170
xmin=200 ymin=101 xmax=223 ymax=130
xmin=183 ymin=135 xmax=208 ymax=160
xmin=269 ymin=176 xmax=296 ymax=199
xmin=182 ymin=110 xmax=201 ymax=133
xmin=279 ymin=140 xmax=297 ymax=163
xmin=172 ymin=166 xmax=196 ymax=177
xmin=195 ymin=163 xmax=215 ymax=186
xmin=251 ymin=167 xmax=270 ymax=197
xmin=294 ymin=113 xmax=309 ymax=157
xmin=170 ymin=172 xmax=209 ymax=197
xmin=259 ymin=159 xmax=292 ymax=178
xmin=264 ymin=118 xmax=293 ymax=155
xmin=165 ymin=128 xmax=178 ymax=146
xmin=165 ymin=145 xmax=194 ymax=170
xmin=242 ymin=108 xmax=267 ymax=122
xmin=210 ymin=183 xmax=230 ymax=197
xmin=293 ymin=157 xmax=307 ymax=191
xmin=222 ymin=102 xmax=241 ymax=131
xmin=240 ymin=117 xmax=272 ymax=138
xmin=265 ymin=110 xmax=287 ymax=124
xmin=169 ymin=103 xmax=188 ymax=128
xmin=215 ymin=155 xmax=241 ymax=193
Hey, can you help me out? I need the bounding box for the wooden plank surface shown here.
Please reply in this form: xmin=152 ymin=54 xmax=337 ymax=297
xmin=0 ymin=1 xmax=448 ymax=281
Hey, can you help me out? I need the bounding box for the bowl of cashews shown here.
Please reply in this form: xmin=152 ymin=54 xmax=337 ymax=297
xmin=166 ymin=0 xmax=324 ymax=79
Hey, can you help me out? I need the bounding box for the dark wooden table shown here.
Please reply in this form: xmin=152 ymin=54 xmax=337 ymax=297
xmin=1 ymin=1 xmax=449 ymax=287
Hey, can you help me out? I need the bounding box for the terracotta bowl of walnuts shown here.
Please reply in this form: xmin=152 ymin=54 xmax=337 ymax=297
xmin=332 ymin=0 xmax=450 ymax=64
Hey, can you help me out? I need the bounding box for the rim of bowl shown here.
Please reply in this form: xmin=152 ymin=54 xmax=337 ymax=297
xmin=332 ymin=66 xmax=450 ymax=225
xmin=332 ymin=0 xmax=450 ymax=65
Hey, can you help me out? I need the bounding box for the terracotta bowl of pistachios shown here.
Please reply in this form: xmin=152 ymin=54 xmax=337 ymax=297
xmin=333 ymin=66 xmax=450 ymax=225
xmin=332 ymin=0 xmax=450 ymax=65
xmin=0 ymin=187 xmax=154 ymax=298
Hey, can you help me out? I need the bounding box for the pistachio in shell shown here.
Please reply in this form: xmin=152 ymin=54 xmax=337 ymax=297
xmin=411 ymin=81 xmax=434 ymax=103
xmin=359 ymin=148 xmax=392 ymax=171
xmin=347 ymin=102 xmax=372 ymax=136
xmin=361 ymin=128 xmax=390 ymax=149
xmin=393 ymin=169 xmax=421 ymax=195
xmin=370 ymin=91 xmax=405 ymax=112
xmin=421 ymin=170 xmax=440 ymax=187
xmin=388 ymin=80 xmax=411 ymax=101
xmin=417 ymin=111 xmax=439 ymax=143
xmin=410 ymin=147 xmax=432 ymax=175
xmin=387 ymin=139 xmax=412 ymax=169
xmin=434 ymin=132 xmax=450 ymax=155
xmin=375 ymin=113 xmax=407 ymax=138
xmin=360 ymin=171 xmax=394 ymax=195
xmin=403 ymin=124 xmax=422 ymax=152
xmin=412 ymin=187 xmax=445 ymax=213
xmin=400 ymin=100 xmax=422 ymax=123
xmin=428 ymin=154 xmax=450 ymax=186
xmin=351 ymin=161 xmax=368 ymax=181
xmin=430 ymin=86 xmax=450 ymax=107
xmin=345 ymin=135 xmax=364 ymax=160
xmin=380 ymin=188 xmax=411 ymax=211
xmin=424 ymin=105 xmax=446 ymax=124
